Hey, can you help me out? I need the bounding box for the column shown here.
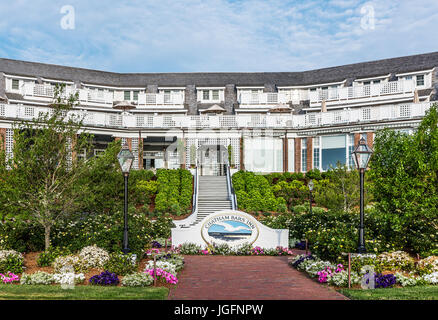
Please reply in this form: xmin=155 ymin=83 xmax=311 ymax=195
xmin=294 ymin=138 xmax=301 ymax=173
xmin=306 ymin=137 xmax=313 ymax=171
xmin=283 ymin=137 xmax=288 ymax=172
xmin=240 ymin=137 xmax=245 ymax=171
xmin=0 ymin=128 xmax=6 ymax=151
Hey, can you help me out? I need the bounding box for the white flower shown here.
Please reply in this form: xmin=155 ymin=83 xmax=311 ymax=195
xmin=79 ymin=245 xmax=110 ymax=269
xmin=53 ymin=273 xmax=85 ymax=285
xmin=144 ymin=261 xmax=177 ymax=275
xmin=395 ymin=272 xmax=418 ymax=287
xmin=423 ymin=272 xmax=438 ymax=284
xmin=121 ymin=273 xmax=153 ymax=287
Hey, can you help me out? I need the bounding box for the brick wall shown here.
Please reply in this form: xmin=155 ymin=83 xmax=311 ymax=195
xmin=306 ymin=137 xmax=313 ymax=171
xmin=367 ymin=132 xmax=374 ymax=148
xmin=294 ymin=138 xmax=301 ymax=173
xmin=283 ymin=137 xmax=288 ymax=172
xmin=0 ymin=128 xmax=5 ymax=150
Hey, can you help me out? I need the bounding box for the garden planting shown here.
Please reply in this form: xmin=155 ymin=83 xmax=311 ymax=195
xmin=0 ymin=244 xmax=185 ymax=290
xmin=0 ymin=90 xmax=437 ymax=299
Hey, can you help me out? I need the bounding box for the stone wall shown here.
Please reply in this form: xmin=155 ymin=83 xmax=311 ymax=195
xmin=184 ymin=85 xmax=197 ymax=115
xmin=224 ymin=84 xmax=237 ymax=115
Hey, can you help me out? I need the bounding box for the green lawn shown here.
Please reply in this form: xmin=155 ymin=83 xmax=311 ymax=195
xmin=0 ymin=284 xmax=169 ymax=300
xmin=339 ymin=286 xmax=438 ymax=300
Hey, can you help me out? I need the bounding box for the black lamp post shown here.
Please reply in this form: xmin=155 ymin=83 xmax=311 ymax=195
xmin=117 ymin=143 xmax=135 ymax=254
xmin=352 ymin=137 xmax=373 ymax=253
xmin=308 ymin=179 xmax=314 ymax=214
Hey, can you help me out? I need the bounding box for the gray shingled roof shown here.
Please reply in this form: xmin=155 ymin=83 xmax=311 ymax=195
xmin=1 ymin=51 xmax=438 ymax=87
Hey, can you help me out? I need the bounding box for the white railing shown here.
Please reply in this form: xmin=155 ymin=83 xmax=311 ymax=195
xmin=0 ymin=102 xmax=433 ymax=129
xmin=33 ymin=84 xmax=55 ymax=97
xmin=138 ymin=93 xmax=184 ymax=106
xmin=293 ymin=103 xmax=431 ymax=128
xmin=238 ymin=92 xmax=290 ymax=105
xmin=309 ymin=80 xmax=416 ymax=103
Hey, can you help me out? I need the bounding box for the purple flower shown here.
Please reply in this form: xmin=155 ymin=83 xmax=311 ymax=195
xmin=89 ymin=271 xmax=119 ymax=286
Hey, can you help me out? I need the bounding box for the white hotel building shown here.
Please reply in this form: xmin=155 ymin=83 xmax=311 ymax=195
xmin=0 ymin=52 xmax=437 ymax=175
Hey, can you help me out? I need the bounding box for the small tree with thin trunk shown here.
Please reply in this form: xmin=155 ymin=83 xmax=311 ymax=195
xmin=1 ymin=85 xmax=92 ymax=249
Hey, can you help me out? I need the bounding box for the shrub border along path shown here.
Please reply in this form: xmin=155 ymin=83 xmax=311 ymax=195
xmin=168 ymin=255 xmax=348 ymax=300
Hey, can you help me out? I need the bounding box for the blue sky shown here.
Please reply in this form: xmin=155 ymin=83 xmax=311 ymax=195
xmin=0 ymin=0 xmax=437 ymax=72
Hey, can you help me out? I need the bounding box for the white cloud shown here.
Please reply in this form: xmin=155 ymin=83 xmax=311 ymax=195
xmin=0 ymin=0 xmax=437 ymax=72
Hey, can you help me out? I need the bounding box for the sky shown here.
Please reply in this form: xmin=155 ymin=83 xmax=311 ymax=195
xmin=0 ymin=0 xmax=437 ymax=73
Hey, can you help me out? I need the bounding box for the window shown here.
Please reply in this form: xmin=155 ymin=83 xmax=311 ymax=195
xmin=301 ymin=138 xmax=307 ymax=172
xmin=212 ymin=90 xmax=219 ymax=100
xmin=416 ymin=75 xmax=424 ymax=86
xmin=203 ymin=90 xmax=210 ymax=100
xmin=373 ymin=80 xmax=381 ymax=84
xmin=12 ymin=79 xmax=19 ymax=90
xmin=405 ymin=75 xmax=412 ymax=80
xmin=133 ymin=91 xmax=139 ymax=101
xmin=313 ymin=137 xmax=320 ymax=170
xmin=321 ymin=135 xmax=346 ymax=171
xmin=363 ymin=81 xmax=371 ymax=85
xmin=124 ymin=91 xmax=131 ymax=100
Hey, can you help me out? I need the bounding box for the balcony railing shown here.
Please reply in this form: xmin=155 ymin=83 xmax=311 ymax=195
xmin=238 ymin=92 xmax=290 ymax=106
xmin=137 ymin=93 xmax=185 ymax=107
xmin=22 ymin=83 xmax=76 ymax=98
xmin=0 ymin=102 xmax=432 ymax=130
xmin=309 ymin=80 xmax=415 ymax=104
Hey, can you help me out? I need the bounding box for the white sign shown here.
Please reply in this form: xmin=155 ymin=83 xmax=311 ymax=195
xmin=172 ymin=210 xmax=289 ymax=249
xmin=201 ymin=212 xmax=259 ymax=247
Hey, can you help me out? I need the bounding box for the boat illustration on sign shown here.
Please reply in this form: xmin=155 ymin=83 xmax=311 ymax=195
xmin=207 ymin=220 xmax=252 ymax=242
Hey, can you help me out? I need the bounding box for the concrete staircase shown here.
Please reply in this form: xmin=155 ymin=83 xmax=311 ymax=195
xmin=184 ymin=175 xmax=232 ymax=228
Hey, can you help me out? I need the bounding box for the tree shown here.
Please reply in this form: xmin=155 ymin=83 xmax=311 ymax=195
xmin=369 ymin=104 xmax=438 ymax=255
xmin=0 ymin=85 xmax=93 ymax=249
xmin=313 ymin=163 xmax=370 ymax=212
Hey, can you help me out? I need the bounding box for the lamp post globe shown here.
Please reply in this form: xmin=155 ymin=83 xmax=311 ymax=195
xmin=308 ymin=179 xmax=314 ymax=214
xmin=117 ymin=143 xmax=135 ymax=254
xmin=352 ymin=137 xmax=373 ymax=253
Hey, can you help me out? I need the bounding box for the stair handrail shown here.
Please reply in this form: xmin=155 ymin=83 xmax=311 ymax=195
xmin=225 ymin=163 xmax=238 ymax=210
xmin=192 ymin=165 xmax=199 ymax=215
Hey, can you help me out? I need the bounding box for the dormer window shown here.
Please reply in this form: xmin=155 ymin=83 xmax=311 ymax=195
xmin=12 ymin=79 xmax=19 ymax=90
xmin=124 ymin=91 xmax=131 ymax=100
xmin=133 ymin=91 xmax=139 ymax=101
xmin=199 ymin=89 xmax=223 ymax=102
xmin=416 ymin=75 xmax=424 ymax=86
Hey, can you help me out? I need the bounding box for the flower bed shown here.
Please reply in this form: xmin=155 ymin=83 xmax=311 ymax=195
xmin=172 ymin=243 xmax=294 ymax=256
xmin=290 ymin=251 xmax=438 ymax=289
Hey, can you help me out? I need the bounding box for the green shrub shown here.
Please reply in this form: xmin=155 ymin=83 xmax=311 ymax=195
xmin=211 ymin=243 xmax=233 ymax=255
xmin=20 ymin=272 xmax=54 ymax=285
xmin=121 ymin=272 xmax=153 ymax=287
xmin=0 ymin=250 xmax=24 ymax=274
xmin=178 ymin=243 xmax=202 ymax=255
xmin=234 ymin=243 xmax=253 ymax=255
xmin=51 ymin=209 xmax=153 ymax=256
xmin=104 ymin=253 xmax=138 ymax=276
xmin=0 ymin=220 xmax=44 ymax=252
xmin=37 ymin=247 xmax=71 ymax=267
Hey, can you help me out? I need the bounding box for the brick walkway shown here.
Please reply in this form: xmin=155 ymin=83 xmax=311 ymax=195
xmin=168 ymin=255 xmax=348 ymax=300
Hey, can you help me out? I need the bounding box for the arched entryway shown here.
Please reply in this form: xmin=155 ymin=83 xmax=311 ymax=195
xmin=198 ymin=144 xmax=228 ymax=176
